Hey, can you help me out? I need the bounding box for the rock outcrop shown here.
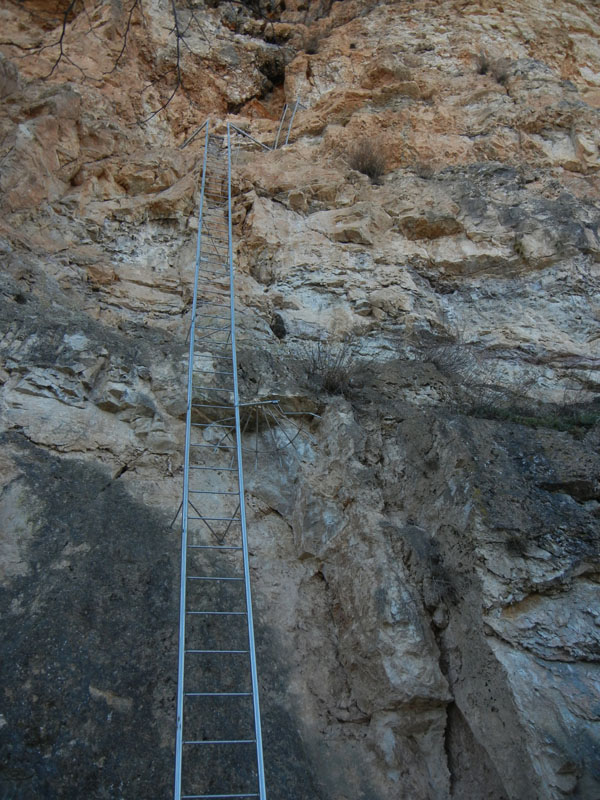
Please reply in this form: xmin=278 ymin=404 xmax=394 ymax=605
xmin=1 ymin=0 xmax=599 ymax=798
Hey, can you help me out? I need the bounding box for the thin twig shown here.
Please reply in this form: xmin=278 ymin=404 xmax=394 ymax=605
xmin=104 ymin=0 xmax=140 ymax=74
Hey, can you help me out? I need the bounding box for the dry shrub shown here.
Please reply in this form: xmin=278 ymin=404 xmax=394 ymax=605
xmin=305 ymin=336 xmax=356 ymax=395
xmin=475 ymin=51 xmax=490 ymax=75
xmin=490 ymin=57 xmax=512 ymax=85
xmin=304 ymin=32 xmax=321 ymax=54
xmin=349 ymin=138 xmax=386 ymax=183
xmin=415 ymin=162 xmax=434 ymax=179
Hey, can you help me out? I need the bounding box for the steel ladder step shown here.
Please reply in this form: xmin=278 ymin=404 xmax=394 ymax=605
xmin=191 ymin=403 xmax=235 ymax=410
xmin=184 ymin=692 xmax=252 ymax=697
xmin=182 ymin=794 xmax=259 ymax=799
xmin=183 ymin=795 xmax=258 ymax=800
xmin=183 ymin=739 xmax=256 ymax=745
xmin=191 ymin=385 xmax=233 ymax=392
xmin=186 ymin=611 xmax=247 ymax=616
xmin=185 ymin=649 xmax=249 ymax=654
xmin=188 ymin=544 xmax=243 ymax=550
xmin=192 ymin=368 xmax=234 ymax=376
xmin=190 ymin=422 xmax=235 ymax=429
xmin=188 ymin=489 xmax=238 ymax=494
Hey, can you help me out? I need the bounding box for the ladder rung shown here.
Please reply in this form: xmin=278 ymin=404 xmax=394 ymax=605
xmin=188 ymin=544 xmax=242 ymax=550
xmin=188 ymin=515 xmax=240 ymax=521
xmin=197 ymin=301 xmax=231 ymax=309
xmin=194 ymin=343 xmax=233 ymax=352
xmin=191 ymin=403 xmax=234 ymax=409
xmin=188 ymin=489 xmax=239 ymax=497
xmin=192 ymin=386 xmax=232 ymax=393
xmin=190 ymin=423 xmax=234 ymax=429
xmin=187 ymin=576 xmax=243 ymax=581
xmin=195 ymin=320 xmax=231 ymax=329
xmin=196 ymin=260 xmax=228 ymax=268
xmin=195 ymin=314 xmax=231 ymax=323
xmin=199 ymin=288 xmax=232 ymax=299
xmin=189 ymin=443 xmax=236 ymax=450
xmin=184 ymin=692 xmax=252 ymax=697
xmin=189 ymin=466 xmax=237 ymax=472
xmin=186 ymin=611 xmax=247 ymax=616
xmin=185 ymin=649 xmax=248 ymax=654
xmin=183 ymin=739 xmax=256 ymax=745
xmin=194 ymin=337 xmax=232 ymax=347
xmin=196 ymin=268 xmax=228 ymax=277
xmin=194 ymin=369 xmax=234 ymax=376
xmin=182 ymin=794 xmax=259 ymax=799
xmin=194 ymin=325 xmax=229 ymax=335
xmin=194 ymin=317 xmax=230 ymax=332
xmin=189 ymin=489 xmax=238 ymax=495
xmin=183 ymin=795 xmax=259 ymax=799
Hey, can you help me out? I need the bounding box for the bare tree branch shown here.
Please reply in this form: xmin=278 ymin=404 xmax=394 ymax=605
xmin=138 ymin=0 xmax=185 ymax=123
xmin=104 ymin=0 xmax=141 ymax=74
xmin=0 ymin=0 xmax=286 ymax=122
xmin=45 ymin=0 xmax=80 ymax=77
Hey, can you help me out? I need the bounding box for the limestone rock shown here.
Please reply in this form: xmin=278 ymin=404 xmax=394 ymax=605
xmin=1 ymin=0 xmax=600 ymax=797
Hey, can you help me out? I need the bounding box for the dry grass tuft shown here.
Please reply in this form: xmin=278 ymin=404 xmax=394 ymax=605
xmin=348 ymin=138 xmax=386 ymax=183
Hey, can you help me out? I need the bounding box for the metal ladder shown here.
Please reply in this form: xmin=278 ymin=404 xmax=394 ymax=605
xmin=174 ymin=121 xmax=266 ymax=800
xmin=181 ymin=100 xmax=305 ymax=152
xmin=273 ymin=99 xmax=305 ymax=149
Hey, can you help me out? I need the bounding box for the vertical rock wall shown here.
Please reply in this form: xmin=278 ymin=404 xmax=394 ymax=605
xmin=1 ymin=0 xmax=599 ymax=798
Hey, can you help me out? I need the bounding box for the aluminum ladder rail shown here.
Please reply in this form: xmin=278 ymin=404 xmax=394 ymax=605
xmin=272 ymin=99 xmax=306 ymax=149
xmin=174 ymin=121 xmax=267 ymax=800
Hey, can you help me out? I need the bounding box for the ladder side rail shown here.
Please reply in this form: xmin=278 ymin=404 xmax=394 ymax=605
xmin=175 ymin=119 xmax=211 ymax=800
xmin=226 ymin=122 xmax=268 ymax=800
xmin=180 ymin=118 xmax=209 ymax=150
xmin=273 ymin=103 xmax=288 ymax=149
xmin=229 ymin=123 xmax=272 ymax=152
xmin=284 ymin=99 xmax=300 ymax=146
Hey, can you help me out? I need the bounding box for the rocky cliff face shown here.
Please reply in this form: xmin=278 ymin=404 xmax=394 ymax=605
xmin=1 ymin=0 xmax=599 ymax=798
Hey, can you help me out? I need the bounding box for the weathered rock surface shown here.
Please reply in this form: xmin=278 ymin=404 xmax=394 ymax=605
xmin=1 ymin=0 xmax=599 ymax=798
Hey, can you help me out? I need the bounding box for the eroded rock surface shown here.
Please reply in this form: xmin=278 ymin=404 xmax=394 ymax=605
xmin=1 ymin=0 xmax=599 ymax=798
